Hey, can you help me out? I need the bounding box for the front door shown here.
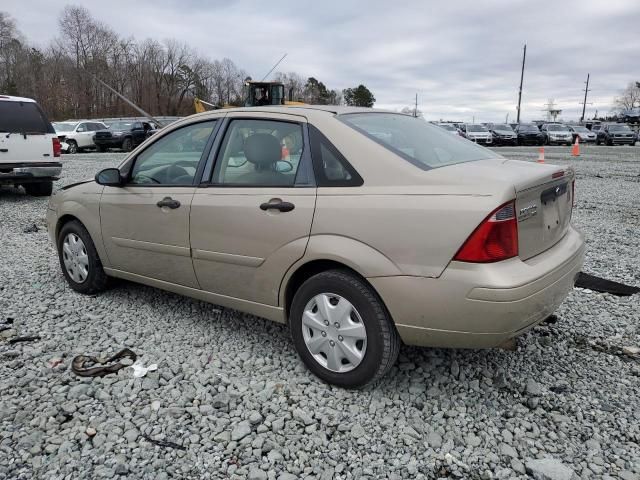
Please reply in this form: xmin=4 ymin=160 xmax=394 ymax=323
xmin=100 ymin=120 xmax=218 ymax=288
xmin=190 ymin=115 xmax=316 ymax=305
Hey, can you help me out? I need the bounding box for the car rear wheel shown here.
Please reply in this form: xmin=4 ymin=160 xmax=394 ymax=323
xmin=23 ymin=181 xmax=53 ymax=197
xmin=57 ymin=220 xmax=109 ymax=294
xmin=289 ymin=270 xmax=400 ymax=388
xmin=67 ymin=140 xmax=78 ymax=154
xmin=97 ymin=145 xmax=107 ymax=152
xmin=121 ymin=137 xmax=133 ymax=152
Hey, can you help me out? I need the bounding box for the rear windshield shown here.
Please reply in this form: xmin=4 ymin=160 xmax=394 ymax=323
xmin=340 ymin=113 xmax=498 ymax=169
xmin=108 ymin=121 xmax=133 ymax=130
xmin=54 ymin=123 xmax=77 ymax=132
xmin=546 ymin=124 xmax=568 ymax=131
xmin=0 ymin=100 xmax=53 ymax=134
xmin=493 ymin=124 xmax=513 ymax=131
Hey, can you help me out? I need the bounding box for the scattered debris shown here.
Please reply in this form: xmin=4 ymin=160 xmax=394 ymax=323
xmin=23 ymin=223 xmax=40 ymax=233
xmin=151 ymin=400 xmax=161 ymax=411
xmin=622 ymin=346 xmax=640 ymax=357
xmin=141 ymin=433 xmax=186 ymax=451
xmin=72 ymin=348 xmax=137 ymax=377
xmin=47 ymin=357 xmax=64 ymax=368
xmin=575 ymin=272 xmax=640 ymax=296
xmin=131 ymin=361 xmax=158 ymax=378
xmin=85 ymin=427 xmax=97 ymax=437
xmin=8 ymin=335 xmax=41 ymax=344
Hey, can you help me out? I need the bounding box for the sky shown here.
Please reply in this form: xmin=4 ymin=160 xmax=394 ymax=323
xmin=4 ymin=0 xmax=639 ymax=122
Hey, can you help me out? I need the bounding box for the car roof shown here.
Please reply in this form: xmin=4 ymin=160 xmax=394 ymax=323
xmin=0 ymin=95 xmax=37 ymax=103
xmin=190 ymin=105 xmax=399 ymax=122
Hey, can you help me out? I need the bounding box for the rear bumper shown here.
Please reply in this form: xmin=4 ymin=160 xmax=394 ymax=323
xmin=0 ymin=162 xmax=62 ymax=183
xmin=492 ymin=137 xmax=517 ymax=146
xmin=369 ymin=226 xmax=585 ymax=348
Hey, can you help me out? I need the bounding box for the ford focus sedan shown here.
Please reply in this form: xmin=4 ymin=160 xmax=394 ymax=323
xmin=47 ymin=106 xmax=585 ymax=388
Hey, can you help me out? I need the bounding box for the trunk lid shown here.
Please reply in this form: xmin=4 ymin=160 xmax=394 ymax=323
xmin=426 ymin=158 xmax=574 ymax=261
xmin=0 ymin=133 xmax=55 ymax=164
xmin=0 ymin=98 xmax=56 ymax=164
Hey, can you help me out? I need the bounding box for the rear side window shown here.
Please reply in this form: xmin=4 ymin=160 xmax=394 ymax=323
xmin=340 ymin=113 xmax=498 ymax=169
xmin=309 ymin=125 xmax=362 ymax=187
xmin=0 ymin=100 xmax=53 ymax=134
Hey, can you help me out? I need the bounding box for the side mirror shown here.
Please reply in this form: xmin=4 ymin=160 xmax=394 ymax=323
xmin=95 ymin=168 xmax=124 ymax=187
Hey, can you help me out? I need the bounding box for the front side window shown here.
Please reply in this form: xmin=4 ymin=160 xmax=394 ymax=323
xmin=340 ymin=113 xmax=498 ymax=169
xmin=213 ymin=119 xmax=304 ymax=186
xmin=129 ymin=121 xmax=216 ymax=185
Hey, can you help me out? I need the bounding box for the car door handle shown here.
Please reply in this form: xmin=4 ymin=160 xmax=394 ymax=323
xmin=260 ymin=201 xmax=295 ymax=212
xmin=0 ymin=148 xmax=7 ymax=152
xmin=156 ymin=197 xmax=181 ymax=209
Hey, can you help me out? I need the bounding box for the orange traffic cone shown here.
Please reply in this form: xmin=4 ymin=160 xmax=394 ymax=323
xmin=571 ymin=136 xmax=580 ymax=157
xmin=537 ymin=147 xmax=545 ymax=163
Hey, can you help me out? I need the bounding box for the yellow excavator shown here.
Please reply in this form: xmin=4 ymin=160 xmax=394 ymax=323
xmin=194 ymin=80 xmax=305 ymax=113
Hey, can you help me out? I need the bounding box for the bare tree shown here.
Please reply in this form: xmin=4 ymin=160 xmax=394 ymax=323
xmin=614 ymin=82 xmax=640 ymax=112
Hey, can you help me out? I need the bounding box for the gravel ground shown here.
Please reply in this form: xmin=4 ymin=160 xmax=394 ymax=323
xmin=1 ymin=145 xmax=639 ymax=480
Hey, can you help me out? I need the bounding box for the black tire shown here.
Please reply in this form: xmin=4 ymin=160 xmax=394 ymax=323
xmin=121 ymin=137 xmax=133 ymax=152
xmin=97 ymin=145 xmax=107 ymax=152
xmin=596 ymin=138 xmax=600 ymax=145
xmin=24 ymin=181 xmax=53 ymax=197
xmin=289 ymin=269 xmax=400 ymax=388
xmin=57 ymin=220 xmax=110 ymax=294
xmin=67 ymin=140 xmax=78 ymax=154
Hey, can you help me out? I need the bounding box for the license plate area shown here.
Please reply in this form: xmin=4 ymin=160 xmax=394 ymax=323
xmin=541 ymin=183 xmax=568 ymax=237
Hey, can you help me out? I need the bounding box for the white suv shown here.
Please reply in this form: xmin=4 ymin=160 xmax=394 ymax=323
xmin=53 ymin=120 xmax=108 ymax=154
xmin=0 ymin=95 xmax=61 ymax=196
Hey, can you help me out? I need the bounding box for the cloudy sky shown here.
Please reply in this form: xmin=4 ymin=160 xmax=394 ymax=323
xmin=4 ymin=0 xmax=639 ymax=122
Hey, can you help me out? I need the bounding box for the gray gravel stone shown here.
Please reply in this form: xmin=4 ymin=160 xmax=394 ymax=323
xmin=525 ymin=458 xmax=575 ymax=480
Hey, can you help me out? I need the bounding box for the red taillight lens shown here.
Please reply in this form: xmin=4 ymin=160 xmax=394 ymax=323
xmin=53 ymin=137 xmax=61 ymax=157
xmin=454 ymin=201 xmax=518 ymax=263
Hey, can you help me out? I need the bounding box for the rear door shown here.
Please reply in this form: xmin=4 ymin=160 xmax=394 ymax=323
xmin=100 ymin=120 xmax=219 ymax=287
xmin=190 ymin=113 xmax=316 ymax=306
xmin=0 ymin=98 xmax=54 ymax=164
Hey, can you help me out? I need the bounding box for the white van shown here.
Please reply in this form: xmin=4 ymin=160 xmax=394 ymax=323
xmin=0 ymin=95 xmax=62 ymax=196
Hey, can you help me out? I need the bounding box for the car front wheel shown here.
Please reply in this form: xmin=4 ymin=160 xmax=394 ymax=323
xmin=289 ymin=270 xmax=400 ymax=388
xmin=67 ymin=140 xmax=78 ymax=154
xmin=121 ymin=137 xmax=133 ymax=152
xmin=57 ymin=220 xmax=110 ymax=294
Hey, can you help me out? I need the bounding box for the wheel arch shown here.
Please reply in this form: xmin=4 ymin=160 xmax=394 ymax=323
xmin=281 ymin=258 xmax=396 ymax=328
xmin=54 ymin=201 xmax=110 ymax=267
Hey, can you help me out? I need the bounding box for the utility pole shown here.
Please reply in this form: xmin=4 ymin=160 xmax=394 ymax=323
xmin=580 ymin=73 xmax=590 ymax=124
xmin=414 ymin=93 xmax=418 ymax=117
xmin=516 ymin=44 xmax=526 ymax=124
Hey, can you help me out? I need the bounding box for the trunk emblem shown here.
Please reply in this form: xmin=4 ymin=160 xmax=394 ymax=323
xmin=518 ymin=204 xmax=537 ymax=222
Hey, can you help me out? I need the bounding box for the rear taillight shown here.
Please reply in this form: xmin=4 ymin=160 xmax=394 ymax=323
xmin=53 ymin=137 xmax=61 ymax=157
xmin=454 ymin=201 xmax=518 ymax=263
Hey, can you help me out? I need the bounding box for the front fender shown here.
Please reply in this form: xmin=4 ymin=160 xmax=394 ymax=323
xmin=50 ymin=184 xmax=110 ymax=268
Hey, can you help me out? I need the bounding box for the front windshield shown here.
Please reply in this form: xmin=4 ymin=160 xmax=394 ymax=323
xmin=466 ymin=124 xmax=488 ymax=132
xmin=519 ymin=124 xmax=539 ymax=132
xmin=340 ymin=113 xmax=498 ymax=169
xmin=572 ymin=126 xmax=589 ymax=133
xmin=108 ymin=121 xmax=133 ymax=130
xmin=54 ymin=123 xmax=77 ymax=132
xmin=608 ymin=124 xmax=631 ymax=132
xmin=546 ymin=124 xmax=568 ymax=132
xmin=493 ymin=124 xmax=513 ymax=131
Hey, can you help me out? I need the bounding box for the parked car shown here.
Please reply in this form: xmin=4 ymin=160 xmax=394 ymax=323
xmin=53 ymin=121 xmax=108 ymax=154
xmin=93 ymin=120 xmax=157 ymax=152
xmin=514 ymin=124 xmax=545 ymax=146
xmin=47 ymin=106 xmax=584 ymax=387
xmin=567 ymin=125 xmax=597 ymax=143
xmin=540 ymin=124 xmax=573 ymax=146
xmin=436 ymin=123 xmax=462 ymax=136
xmin=596 ymin=123 xmax=636 ymax=146
xmin=486 ymin=123 xmax=517 ymax=146
xmin=0 ymin=95 xmax=61 ymax=196
xmin=459 ymin=124 xmax=493 ymax=145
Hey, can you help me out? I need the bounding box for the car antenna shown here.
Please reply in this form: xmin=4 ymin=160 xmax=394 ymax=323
xmin=260 ymin=53 xmax=287 ymax=82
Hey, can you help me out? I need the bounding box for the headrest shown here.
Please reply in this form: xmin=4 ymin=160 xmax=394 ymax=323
xmin=244 ymin=134 xmax=281 ymax=167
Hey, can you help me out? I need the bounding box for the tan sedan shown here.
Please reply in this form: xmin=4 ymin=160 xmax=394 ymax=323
xmin=47 ymin=106 xmax=585 ymax=387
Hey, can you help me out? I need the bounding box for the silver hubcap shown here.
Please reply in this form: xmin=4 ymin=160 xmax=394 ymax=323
xmin=62 ymin=233 xmax=89 ymax=283
xmin=302 ymin=293 xmax=367 ymax=373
